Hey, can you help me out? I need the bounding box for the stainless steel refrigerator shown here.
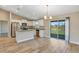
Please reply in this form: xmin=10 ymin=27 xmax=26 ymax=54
xmin=11 ymin=22 xmax=17 ymax=37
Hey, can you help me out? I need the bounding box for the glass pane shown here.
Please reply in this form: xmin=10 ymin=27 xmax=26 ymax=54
xmin=50 ymin=21 xmax=58 ymax=38
xmin=58 ymin=20 xmax=65 ymax=40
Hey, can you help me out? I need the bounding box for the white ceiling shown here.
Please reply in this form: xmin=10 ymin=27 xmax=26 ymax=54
xmin=0 ymin=5 xmax=79 ymax=20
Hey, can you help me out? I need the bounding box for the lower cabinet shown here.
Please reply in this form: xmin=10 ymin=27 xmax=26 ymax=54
xmin=39 ymin=30 xmax=45 ymax=38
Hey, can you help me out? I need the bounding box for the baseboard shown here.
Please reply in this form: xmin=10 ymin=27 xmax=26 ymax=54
xmin=70 ymin=41 xmax=79 ymax=45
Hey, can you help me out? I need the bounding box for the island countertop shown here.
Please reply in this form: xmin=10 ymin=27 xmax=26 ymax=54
xmin=16 ymin=29 xmax=35 ymax=32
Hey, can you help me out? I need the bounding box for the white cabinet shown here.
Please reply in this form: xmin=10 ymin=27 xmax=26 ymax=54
xmin=33 ymin=19 xmax=44 ymax=26
xmin=39 ymin=30 xmax=45 ymax=38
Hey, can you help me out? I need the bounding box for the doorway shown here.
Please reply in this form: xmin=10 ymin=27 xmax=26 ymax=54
xmin=49 ymin=19 xmax=70 ymax=42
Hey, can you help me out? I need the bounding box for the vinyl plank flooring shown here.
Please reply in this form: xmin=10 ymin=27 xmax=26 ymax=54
xmin=0 ymin=37 xmax=79 ymax=53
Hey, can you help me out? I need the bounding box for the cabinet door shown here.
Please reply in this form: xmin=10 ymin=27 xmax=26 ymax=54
xmin=40 ymin=30 xmax=45 ymax=37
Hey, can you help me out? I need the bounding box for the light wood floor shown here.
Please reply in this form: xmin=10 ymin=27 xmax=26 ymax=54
xmin=0 ymin=37 xmax=79 ymax=53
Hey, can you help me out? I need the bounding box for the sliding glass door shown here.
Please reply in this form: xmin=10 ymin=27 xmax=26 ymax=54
xmin=50 ymin=20 xmax=58 ymax=38
xmin=50 ymin=20 xmax=65 ymax=40
xmin=58 ymin=20 xmax=65 ymax=39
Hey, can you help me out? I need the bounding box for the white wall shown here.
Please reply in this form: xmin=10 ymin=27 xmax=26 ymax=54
xmin=69 ymin=13 xmax=79 ymax=44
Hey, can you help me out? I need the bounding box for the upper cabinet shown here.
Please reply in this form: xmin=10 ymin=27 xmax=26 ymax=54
xmin=33 ymin=19 xmax=44 ymax=26
xmin=0 ymin=9 xmax=9 ymax=21
xmin=38 ymin=19 xmax=44 ymax=26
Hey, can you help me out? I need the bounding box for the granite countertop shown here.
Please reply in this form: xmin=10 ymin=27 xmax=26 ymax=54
xmin=16 ymin=26 xmax=45 ymax=32
xmin=34 ymin=26 xmax=45 ymax=30
xmin=16 ymin=29 xmax=34 ymax=32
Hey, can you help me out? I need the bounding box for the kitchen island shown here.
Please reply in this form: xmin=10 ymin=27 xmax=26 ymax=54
xmin=16 ymin=30 xmax=35 ymax=43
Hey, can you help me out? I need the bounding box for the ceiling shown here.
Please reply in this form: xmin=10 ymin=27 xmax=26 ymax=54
xmin=0 ymin=5 xmax=79 ymax=20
